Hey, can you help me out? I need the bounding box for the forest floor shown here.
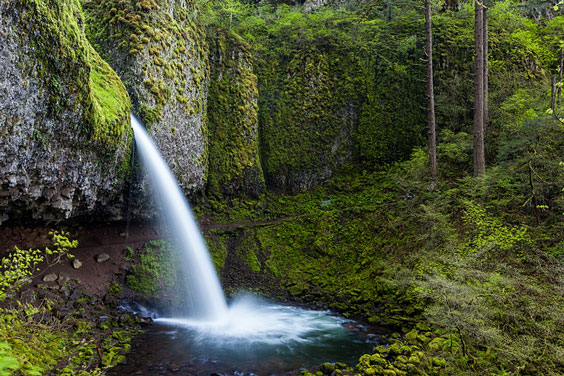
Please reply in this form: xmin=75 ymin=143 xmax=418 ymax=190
xmin=0 ymin=223 xmax=161 ymax=298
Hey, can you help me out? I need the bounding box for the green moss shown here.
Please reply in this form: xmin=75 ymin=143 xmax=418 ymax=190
xmin=206 ymin=29 xmax=265 ymax=200
xmin=234 ymin=230 xmax=261 ymax=273
xmin=126 ymin=240 xmax=180 ymax=298
xmin=83 ymin=0 xmax=208 ymax=129
xmin=205 ymin=232 xmax=229 ymax=271
xmin=14 ymin=0 xmax=131 ymax=145
xmin=89 ymin=53 xmax=131 ymax=143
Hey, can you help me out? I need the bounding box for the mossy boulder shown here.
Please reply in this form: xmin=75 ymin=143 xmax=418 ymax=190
xmin=83 ymin=0 xmax=209 ymax=194
xmin=0 ymin=0 xmax=131 ymax=223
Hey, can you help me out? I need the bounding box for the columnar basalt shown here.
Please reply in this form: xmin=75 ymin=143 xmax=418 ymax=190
xmin=0 ymin=0 xmax=131 ymax=223
xmin=83 ymin=0 xmax=210 ymax=193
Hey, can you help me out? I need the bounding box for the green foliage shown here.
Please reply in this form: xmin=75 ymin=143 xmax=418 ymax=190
xmin=200 ymin=133 xmax=564 ymax=373
xmin=0 ymin=247 xmax=43 ymax=302
xmin=0 ymin=304 xmax=68 ymax=375
xmin=0 ymin=231 xmax=77 ymax=301
xmin=0 ymin=343 xmax=20 ymax=376
xmin=461 ymin=201 xmax=531 ymax=258
xmin=198 ymin=1 xmax=427 ymax=190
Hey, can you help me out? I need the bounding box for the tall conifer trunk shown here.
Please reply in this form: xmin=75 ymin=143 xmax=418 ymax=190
xmin=425 ymin=0 xmax=437 ymax=180
xmin=483 ymin=1 xmax=489 ymax=126
xmin=474 ymin=0 xmax=485 ymax=177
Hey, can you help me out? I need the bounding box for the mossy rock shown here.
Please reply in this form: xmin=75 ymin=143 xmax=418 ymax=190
xmin=0 ymin=0 xmax=132 ymax=222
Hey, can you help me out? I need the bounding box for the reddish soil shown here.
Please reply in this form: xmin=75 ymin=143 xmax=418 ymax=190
xmin=0 ymin=222 xmax=165 ymax=297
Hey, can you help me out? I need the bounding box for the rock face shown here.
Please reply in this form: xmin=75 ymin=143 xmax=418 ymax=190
xmin=206 ymin=30 xmax=265 ymax=199
xmin=258 ymin=52 xmax=357 ymax=193
xmin=83 ymin=0 xmax=210 ymax=194
xmin=0 ymin=0 xmax=131 ymax=224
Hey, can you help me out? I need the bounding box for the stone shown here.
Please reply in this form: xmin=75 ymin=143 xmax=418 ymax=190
xmin=0 ymin=0 xmax=131 ymax=223
xmin=61 ymin=285 xmax=71 ymax=298
xmin=96 ymin=253 xmax=110 ymax=263
xmin=43 ymin=273 xmax=58 ymax=282
xmin=138 ymin=316 xmax=153 ymax=326
xmin=57 ymin=272 xmax=69 ymax=285
xmin=69 ymin=288 xmax=83 ymax=301
xmin=72 ymin=259 xmax=83 ymax=269
xmin=20 ymin=289 xmax=36 ymax=304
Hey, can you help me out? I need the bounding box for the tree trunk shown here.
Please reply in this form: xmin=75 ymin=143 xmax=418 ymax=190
xmin=473 ymin=0 xmax=485 ymax=177
xmin=558 ymin=47 xmax=563 ymax=107
xmin=483 ymin=1 xmax=489 ymax=126
xmin=425 ymin=0 xmax=437 ymax=181
xmin=552 ymin=76 xmax=557 ymax=112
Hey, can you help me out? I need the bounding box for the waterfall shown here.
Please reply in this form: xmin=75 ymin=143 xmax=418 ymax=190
xmin=131 ymin=114 xmax=228 ymax=321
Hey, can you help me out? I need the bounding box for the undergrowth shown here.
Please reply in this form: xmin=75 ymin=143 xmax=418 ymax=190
xmin=201 ymin=115 xmax=564 ymax=375
xmin=0 ymin=233 xmax=138 ymax=375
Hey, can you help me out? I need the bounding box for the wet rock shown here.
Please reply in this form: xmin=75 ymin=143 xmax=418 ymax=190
xmin=72 ymin=258 xmax=83 ymax=269
xmin=96 ymin=253 xmax=110 ymax=263
xmin=320 ymin=363 xmax=336 ymax=374
xmin=43 ymin=273 xmax=58 ymax=282
xmin=138 ymin=316 xmax=153 ymax=326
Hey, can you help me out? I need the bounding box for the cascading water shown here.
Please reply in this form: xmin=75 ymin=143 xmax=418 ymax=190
xmin=126 ymin=115 xmax=380 ymax=375
xmin=131 ymin=114 xmax=228 ymax=320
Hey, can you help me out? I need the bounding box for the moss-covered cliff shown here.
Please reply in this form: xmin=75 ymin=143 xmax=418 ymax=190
xmin=83 ymin=0 xmax=210 ymax=193
xmin=223 ymin=5 xmax=427 ymax=193
xmin=0 ymin=0 xmax=131 ymax=223
xmin=206 ymin=29 xmax=265 ymax=199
